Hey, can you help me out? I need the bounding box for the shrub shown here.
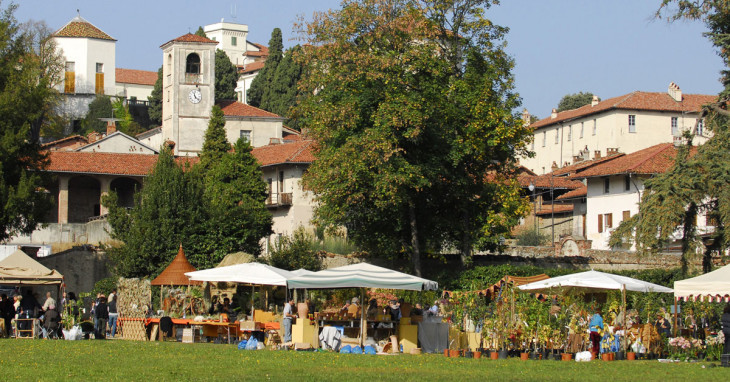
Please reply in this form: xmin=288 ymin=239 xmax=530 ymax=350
xmin=267 ymin=227 xmax=322 ymax=271
xmin=515 ymin=228 xmax=548 ymax=246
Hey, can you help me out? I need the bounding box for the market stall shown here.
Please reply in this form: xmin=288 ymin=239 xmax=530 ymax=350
xmin=674 ymin=263 xmax=730 ymax=302
xmin=287 ymin=262 xmax=438 ymax=350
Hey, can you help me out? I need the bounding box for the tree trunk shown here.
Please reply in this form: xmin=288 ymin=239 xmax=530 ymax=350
xmin=460 ymin=210 xmax=472 ymax=267
xmin=680 ymin=202 xmax=697 ymax=276
xmin=409 ymin=202 xmax=422 ymax=277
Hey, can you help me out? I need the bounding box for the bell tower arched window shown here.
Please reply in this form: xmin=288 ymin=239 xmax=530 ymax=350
xmin=185 ymin=53 xmax=201 ymax=83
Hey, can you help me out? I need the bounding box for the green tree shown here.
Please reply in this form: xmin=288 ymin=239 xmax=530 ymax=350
xmin=214 ymin=49 xmax=238 ymax=101
xmin=247 ymin=28 xmax=283 ymax=107
xmin=267 ymin=228 xmax=321 ymax=271
xmin=81 ymin=95 xmax=113 ymax=134
xmin=195 ymin=26 xmax=206 ymax=38
xmin=294 ymin=0 xmax=532 ymax=275
xmin=260 ymin=45 xmax=304 ymax=126
xmin=147 ymin=67 xmax=162 ymax=127
xmin=198 ymin=105 xmax=229 ymax=169
xmin=0 ymin=2 xmax=60 ymax=241
xmin=556 ymin=92 xmax=595 ymax=112
xmin=104 ymin=147 xmax=209 ymax=277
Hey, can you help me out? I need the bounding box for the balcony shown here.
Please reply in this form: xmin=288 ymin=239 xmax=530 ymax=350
xmin=266 ymin=193 xmax=292 ymax=208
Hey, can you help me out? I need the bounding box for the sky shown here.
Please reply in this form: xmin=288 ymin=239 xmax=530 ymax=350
xmin=14 ymin=0 xmax=723 ymax=118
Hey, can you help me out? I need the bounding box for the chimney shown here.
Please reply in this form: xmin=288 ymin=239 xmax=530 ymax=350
xmin=551 ymin=161 xmax=558 ymax=172
xmin=594 ymin=150 xmax=601 ymax=160
xmin=607 ymin=147 xmax=619 ymax=155
xmin=551 ymin=108 xmax=558 ymax=119
xmin=668 ymin=82 xmax=682 ymax=102
xmin=106 ymin=120 xmax=117 ymax=136
xmin=591 ymin=95 xmax=600 ymax=107
xmin=573 ymin=155 xmax=583 ymax=164
xmin=522 ymin=108 xmax=531 ymax=125
xmin=164 ymin=139 xmax=175 ymax=151
xmin=87 ymin=131 xmax=102 ymax=143
xmin=582 ymin=146 xmax=590 ymax=161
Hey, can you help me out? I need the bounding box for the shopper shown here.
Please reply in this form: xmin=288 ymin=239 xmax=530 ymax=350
xmin=589 ymin=308 xmax=604 ymax=357
xmin=721 ymin=303 xmax=730 ymax=354
xmin=283 ymin=298 xmax=296 ymax=344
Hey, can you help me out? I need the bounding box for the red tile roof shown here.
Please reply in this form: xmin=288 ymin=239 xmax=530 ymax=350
xmin=42 ymin=135 xmax=89 ymax=151
xmin=550 ymin=152 xmax=625 ymax=177
xmin=54 ymin=16 xmax=115 ymax=41
xmin=239 ymin=61 xmax=265 ymax=74
xmin=45 ymin=152 xmax=198 ymax=176
xmin=252 ymin=140 xmax=315 ymax=167
xmin=517 ymin=173 xmax=584 ymax=190
xmin=572 ymin=143 xmax=692 ymax=178
xmin=218 ymin=100 xmax=282 ymax=118
xmin=247 ymin=42 xmax=269 ymax=57
xmin=555 ymin=186 xmax=587 ymax=200
xmin=116 ymin=68 xmax=158 ymax=86
xmin=161 ymin=33 xmax=218 ymax=47
xmin=535 ymin=204 xmax=574 ymax=216
xmin=531 ymin=91 xmax=716 ymax=129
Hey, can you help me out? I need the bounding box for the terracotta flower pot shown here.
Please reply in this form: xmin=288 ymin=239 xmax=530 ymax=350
xmin=609 ymin=353 xmax=615 ymax=361
xmin=627 ymin=352 xmax=636 ymax=361
xmin=601 ymin=353 xmax=610 ymax=361
xmin=474 ymin=351 xmax=482 ymax=359
xmin=450 ymin=349 xmax=460 ymax=358
xmin=444 ymin=349 xmax=450 ymax=357
xmin=490 ymin=351 xmax=499 ymax=360
xmin=520 ymin=352 xmax=529 ymax=361
xmin=561 ymin=353 xmax=573 ymax=361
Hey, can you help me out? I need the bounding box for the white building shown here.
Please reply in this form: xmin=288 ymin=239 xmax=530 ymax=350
xmin=115 ymin=68 xmax=157 ymax=102
xmin=522 ymin=84 xmax=715 ymax=175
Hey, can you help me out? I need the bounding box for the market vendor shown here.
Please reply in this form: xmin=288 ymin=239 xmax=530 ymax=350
xmin=341 ymin=297 xmax=360 ymax=317
xmin=283 ymin=298 xmax=296 ymax=343
xmin=589 ymin=308 xmax=603 ymax=356
xmin=366 ymin=299 xmax=379 ymax=320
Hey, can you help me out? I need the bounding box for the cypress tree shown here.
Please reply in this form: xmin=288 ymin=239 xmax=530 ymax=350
xmin=261 ymin=45 xmax=304 ymax=124
xmin=214 ymin=49 xmax=238 ymax=101
xmin=247 ymin=28 xmax=283 ymax=107
xmin=147 ymin=67 xmax=162 ymax=126
xmin=199 ymin=105 xmax=229 ymax=170
xmin=195 ymin=26 xmax=206 ymax=37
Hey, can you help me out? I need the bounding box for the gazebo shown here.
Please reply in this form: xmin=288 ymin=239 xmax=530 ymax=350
xmin=151 ymin=245 xmax=201 ymax=313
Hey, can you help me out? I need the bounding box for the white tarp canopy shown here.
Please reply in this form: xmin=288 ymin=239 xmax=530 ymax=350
xmin=0 ymin=249 xmax=64 ymax=285
xmin=185 ymin=262 xmax=295 ymax=286
xmin=674 ymin=264 xmax=730 ymax=301
xmin=287 ymin=262 xmax=438 ymax=291
xmin=518 ymin=270 xmax=673 ymax=294
xmin=290 ymin=268 xmax=315 ymax=277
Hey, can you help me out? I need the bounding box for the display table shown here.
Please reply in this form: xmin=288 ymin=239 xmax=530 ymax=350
xmin=292 ymin=318 xmax=319 ymax=348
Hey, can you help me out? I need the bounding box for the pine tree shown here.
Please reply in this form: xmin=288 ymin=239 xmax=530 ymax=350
xmin=214 ymin=49 xmax=238 ymax=101
xmin=247 ymin=28 xmax=283 ymax=107
xmin=260 ymin=45 xmax=304 ymax=124
xmin=147 ymin=67 xmax=162 ymax=127
xmin=199 ymin=105 xmax=229 ymax=170
xmin=195 ymin=26 xmax=206 ymax=37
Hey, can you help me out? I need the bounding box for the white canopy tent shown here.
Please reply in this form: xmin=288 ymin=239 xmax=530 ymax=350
xmin=674 ymin=264 xmax=730 ymax=302
xmin=287 ymin=262 xmax=438 ymax=347
xmin=290 ymin=269 xmax=315 ymax=277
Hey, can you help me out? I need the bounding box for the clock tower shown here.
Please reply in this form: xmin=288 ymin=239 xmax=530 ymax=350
xmin=160 ymin=33 xmax=217 ymax=156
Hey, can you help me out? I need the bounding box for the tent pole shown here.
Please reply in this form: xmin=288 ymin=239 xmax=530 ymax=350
xmin=673 ymin=297 xmax=678 ymax=337
xmin=622 ymin=284 xmax=626 ymax=354
xmin=251 ymin=285 xmax=255 ymax=321
xmin=360 ymin=287 xmax=366 ymax=348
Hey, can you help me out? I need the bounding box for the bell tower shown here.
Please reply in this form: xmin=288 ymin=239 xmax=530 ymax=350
xmin=160 ymin=33 xmax=217 ymax=156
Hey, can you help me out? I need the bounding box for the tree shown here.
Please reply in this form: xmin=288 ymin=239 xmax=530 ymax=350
xmin=147 ymin=67 xmax=162 ymax=127
xmin=259 ymin=45 xmax=304 ymax=126
xmin=247 ymin=28 xmax=283 ymax=107
xmin=267 ymin=228 xmax=322 ymax=271
xmin=294 ymin=0 xmax=532 ymax=275
xmin=610 ymin=1 xmax=730 ymax=275
xmin=0 ymin=2 xmax=61 ymax=241
xmin=81 ymin=95 xmax=113 ymax=134
xmin=556 ymin=92 xmax=595 ymax=112
xmin=214 ymin=49 xmax=238 ymax=101
xmin=198 ymin=105 xmax=229 ymax=170
xmin=194 ymin=26 xmax=206 ymax=38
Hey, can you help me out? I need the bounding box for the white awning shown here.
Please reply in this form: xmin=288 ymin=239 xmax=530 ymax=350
xmin=674 ymin=264 xmax=730 ymax=301
xmin=518 ymin=270 xmax=672 ymax=294
xmin=287 ymin=262 xmax=438 ymax=291
xmin=185 ymin=262 xmax=294 ymax=286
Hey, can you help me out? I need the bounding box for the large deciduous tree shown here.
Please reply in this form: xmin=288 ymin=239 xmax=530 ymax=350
xmin=247 ymin=28 xmax=283 ymax=107
xmin=214 ymin=49 xmax=238 ymax=101
xmin=556 ymin=92 xmax=596 ymax=112
xmin=610 ymin=1 xmax=730 ymax=275
xmin=0 ymin=3 xmax=61 ymax=241
xmin=294 ymin=0 xmax=532 ymax=275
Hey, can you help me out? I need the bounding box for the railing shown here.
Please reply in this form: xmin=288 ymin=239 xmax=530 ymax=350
xmin=266 ymin=193 xmax=293 ymax=208
xmin=184 ymin=73 xmax=205 ymax=84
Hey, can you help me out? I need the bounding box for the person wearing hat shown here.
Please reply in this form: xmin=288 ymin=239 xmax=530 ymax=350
xmin=345 ymin=297 xmax=360 ymax=317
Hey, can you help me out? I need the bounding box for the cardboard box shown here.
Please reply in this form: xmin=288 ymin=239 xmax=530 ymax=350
xmin=240 ymin=321 xmax=258 ymax=331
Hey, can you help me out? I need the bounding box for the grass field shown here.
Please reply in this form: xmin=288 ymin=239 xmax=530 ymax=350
xmin=0 ymin=339 xmax=727 ymax=381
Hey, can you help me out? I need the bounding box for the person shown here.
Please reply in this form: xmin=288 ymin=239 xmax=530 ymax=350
xmin=388 ymin=299 xmax=401 ymax=321
xmin=108 ymin=291 xmax=118 ymax=338
xmin=722 ymin=304 xmax=730 ymax=354
xmin=42 ymin=292 xmax=56 ymax=312
xmin=429 ymin=300 xmax=439 ymax=315
xmin=410 ymin=303 xmax=423 ymax=317
xmin=21 ymin=290 xmax=41 ymax=318
xmin=366 ymin=299 xmax=379 ymax=320
xmin=655 ymin=312 xmax=671 ymax=338
xmin=58 ymin=292 xmax=67 ymax=318
xmin=282 ymin=298 xmax=296 ymax=344
xmin=589 ymin=309 xmax=603 ymax=357
xmin=399 ymin=298 xmax=412 ymax=318
xmin=95 ymin=296 xmax=109 ymax=339
xmin=42 ymin=304 xmax=60 ymax=339
xmin=345 ymin=297 xmax=360 ymax=317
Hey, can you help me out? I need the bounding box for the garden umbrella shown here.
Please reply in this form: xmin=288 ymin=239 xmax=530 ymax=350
xmin=287 ymin=262 xmax=438 ymax=347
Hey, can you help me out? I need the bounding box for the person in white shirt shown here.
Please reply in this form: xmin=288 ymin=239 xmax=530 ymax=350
xmin=283 ymin=298 xmax=296 ymax=343
xmin=42 ymin=292 xmax=55 ymax=312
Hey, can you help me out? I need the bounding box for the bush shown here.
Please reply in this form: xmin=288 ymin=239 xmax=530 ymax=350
xmin=515 ymin=228 xmax=548 ymax=246
xmin=91 ymin=277 xmax=117 ymax=296
xmin=267 ymin=228 xmax=322 ymax=271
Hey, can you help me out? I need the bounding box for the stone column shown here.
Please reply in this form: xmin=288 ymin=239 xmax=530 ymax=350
xmin=99 ymin=176 xmax=112 ymax=216
xmin=58 ymin=175 xmax=69 ymax=224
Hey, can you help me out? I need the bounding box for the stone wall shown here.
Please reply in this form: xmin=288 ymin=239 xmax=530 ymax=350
xmin=37 ymin=247 xmax=112 ymax=295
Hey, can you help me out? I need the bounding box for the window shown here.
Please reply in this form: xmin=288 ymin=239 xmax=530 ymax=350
xmin=185 ymin=53 xmax=201 ymax=74
xmin=628 ymin=115 xmax=636 ymax=133
xmin=623 ymin=210 xmax=631 ymax=222
xmin=671 ymin=117 xmax=678 ymax=136
xmin=624 ymin=175 xmax=631 ymax=191
xmin=231 ymin=36 xmax=237 ymax=46
xmin=64 ymin=61 xmax=75 ymax=93
xmin=697 ymin=119 xmax=704 ymax=136
xmin=598 ymin=214 xmax=603 ymax=233
xmin=96 ymin=63 xmax=104 ymax=73
xmin=567 ymin=125 xmax=572 ymax=141
xmin=240 ymin=130 xmax=251 ymax=143
xmin=211 ymin=36 xmax=216 ymax=41
xmin=554 ymin=129 xmax=559 ymax=144
xmin=603 ymin=177 xmax=610 ymax=194
xmin=95 ymin=63 xmax=104 ymax=94
xmin=542 ymin=131 xmax=546 ymax=147
xmin=580 ymin=122 xmax=584 ymax=139
xmin=279 ymin=171 xmax=284 ymax=193
xmin=592 ymin=119 xmax=597 ymax=136
xmin=605 ymin=213 xmax=613 ymax=229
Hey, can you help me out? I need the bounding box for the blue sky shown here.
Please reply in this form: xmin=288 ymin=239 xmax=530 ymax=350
xmin=15 ymin=0 xmax=722 ymax=118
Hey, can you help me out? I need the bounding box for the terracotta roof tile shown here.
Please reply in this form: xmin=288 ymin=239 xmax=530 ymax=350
xmin=248 ymin=42 xmax=269 ymax=57
xmin=517 ymin=173 xmax=584 ymax=190
xmin=116 ymin=68 xmax=158 ymax=86
xmin=151 ymin=245 xmax=202 ymax=286
xmin=54 ymin=16 xmax=115 ymax=41
xmin=252 ymin=140 xmax=315 ymax=167
xmin=161 ymin=33 xmax=218 ymax=47
xmin=556 ymin=186 xmax=587 ymax=200
xmin=218 ymin=100 xmax=282 ymax=118
xmin=531 ymin=92 xmax=716 ymax=129
xmin=239 ymin=60 xmax=265 ymax=74
xmin=572 ymin=143 xmax=694 ymax=178
xmin=46 ymin=151 xmax=197 ymax=176
xmin=550 ymin=153 xmax=625 ymax=177
xmin=535 ymin=204 xmax=574 ymax=216
xmin=42 ymin=135 xmax=88 ymax=151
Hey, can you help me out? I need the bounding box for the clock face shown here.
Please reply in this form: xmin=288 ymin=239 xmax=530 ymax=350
xmin=188 ymin=89 xmax=202 ymax=104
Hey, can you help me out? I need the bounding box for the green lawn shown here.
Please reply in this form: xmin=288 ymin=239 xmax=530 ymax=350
xmin=0 ymin=339 xmax=727 ymax=381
